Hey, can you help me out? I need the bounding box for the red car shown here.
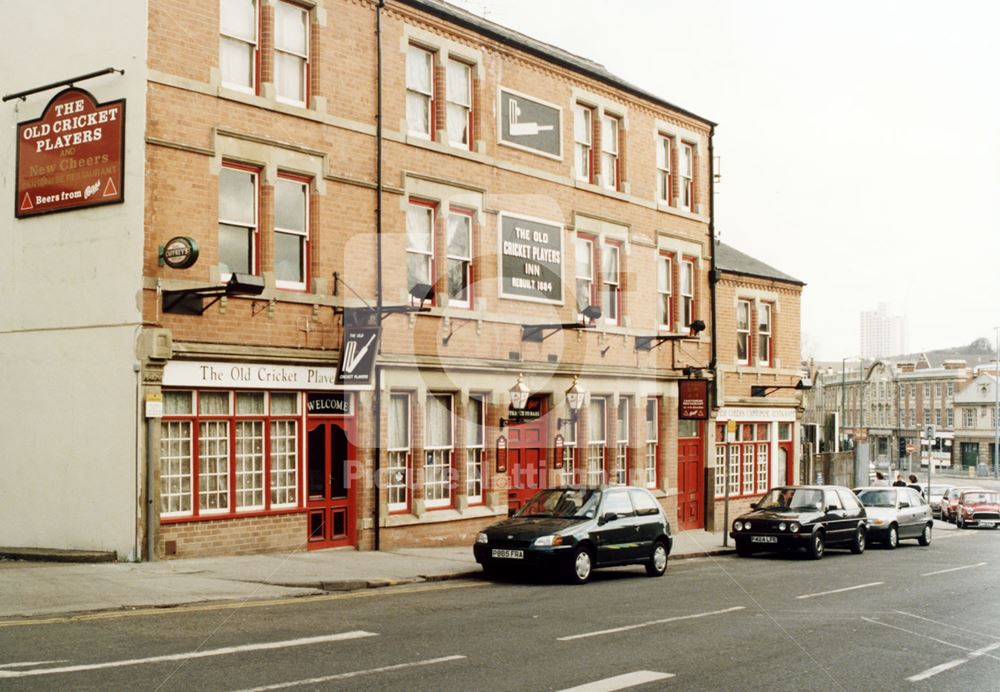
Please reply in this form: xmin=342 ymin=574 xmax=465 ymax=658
xmin=940 ymin=486 xmax=984 ymax=523
xmin=955 ymin=490 xmax=1000 ymax=529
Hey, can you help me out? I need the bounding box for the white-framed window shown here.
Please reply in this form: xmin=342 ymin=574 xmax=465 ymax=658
xmin=573 ymin=103 xmax=593 ymax=182
xmin=758 ymin=303 xmax=772 ymax=366
xmin=656 ymin=134 xmax=673 ymax=204
xmin=465 ymin=395 xmax=485 ymax=504
xmin=445 ymin=58 xmax=472 ymax=148
xmin=220 ymin=0 xmax=258 ymax=93
xmin=736 ymin=299 xmax=751 ymax=365
xmin=561 ymin=415 xmax=577 ymax=486
xmin=947 ymin=382 xmax=954 ymax=397
xmin=645 ymin=398 xmax=659 ymax=488
xmin=575 ymin=235 xmax=596 ymax=316
xmin=161 ymin=391 xmax=194 ymax=516
xmin=274 ymin=175 xmax=308 ymax=289
xmin=657 ymin=253 xmax=672 ymax=329
xmin=406 ymin=201 xmax=435 ymax=297
xmin=713 ymin=441 xmax=726 ymax=499
xmin=935 ymin=409 xmax=942 ymax=426
xmin=387 ymin=393 xmax=410 ymax=512
xmin=728 ymin=444 xmax=740 ymax=497
xmin=218 ymin=164 xmax=258 ymax=277
xmin=199 ymin=391 xmax=232 ymax=513
xmin=602 ymin=242 xmax=621 ymax=325
xmin=680 ymin=142 xmax=694 ymax=211
xmin=269 ymin=392 xmax=299 ymax=507
xmin=587 ymin=398 xmax=607 ymax=486
xmin=742 ymin=442 xmax=755 ymax=495
xmin=235 ymin=392 xmax=266 ymax=511
xmin=756 ymin=442 xmax=769 ymax=493
xmin=600 ymin=113 xmax=621 ymax=191
xmin=963 ymin=408 xmax=975 ymax=428
xmin=680 ymin=259 xmax=695 ymax=329
xmin=446 ymin=209 xmax=472 ymax=308
xmin=406 ymin=44 xmax=434 ymax=138
xmin=614 ymin=398 xmax=630 ymax=485
xmin=274 ymin=0 xmax=308 ymax=105
xmin=424 ymin=394 xmax=454 ymax=508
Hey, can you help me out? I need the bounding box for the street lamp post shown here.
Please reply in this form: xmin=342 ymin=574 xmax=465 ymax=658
xmin=994 ymin=327 xmax=999 ymax=479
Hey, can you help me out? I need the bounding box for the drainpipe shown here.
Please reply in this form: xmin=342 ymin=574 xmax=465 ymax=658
xmin=372 ymin=0 xmax=385 ymax=551
xmin=707 ymin=124 xmax=721 ymax=536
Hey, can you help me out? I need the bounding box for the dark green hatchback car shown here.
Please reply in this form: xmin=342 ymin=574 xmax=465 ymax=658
xmin=473 ymin=486 xmax=672 ymax=584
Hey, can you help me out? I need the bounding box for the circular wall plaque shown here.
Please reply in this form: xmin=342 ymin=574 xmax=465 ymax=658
xmin=162 ymin=236 xmax=199 ymax=269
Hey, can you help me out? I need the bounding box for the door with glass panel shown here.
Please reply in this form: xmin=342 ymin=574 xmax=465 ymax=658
xmin=306 ymin=421 xmax=356 ymax=549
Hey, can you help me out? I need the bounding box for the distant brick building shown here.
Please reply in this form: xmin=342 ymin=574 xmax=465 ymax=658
xmin=2 ymin=0 xmax=803 ymax=559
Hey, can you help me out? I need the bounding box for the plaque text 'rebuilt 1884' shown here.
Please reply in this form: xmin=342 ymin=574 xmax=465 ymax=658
xmin=498 ymin=212 xmax=564 ymax=305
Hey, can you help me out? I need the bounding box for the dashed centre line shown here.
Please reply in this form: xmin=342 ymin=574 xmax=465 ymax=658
xmin=796 ymin=581 xmax=884 ymax=600
xmin=921 ymin=562 xmax=987 ymax=577
xmin=557 ymin=670 xmax=675 ymax=692
xmin=234 ymin=655 xmax=467 ymax=691
xmin=557 ymin=606 xmax=745 ymax=641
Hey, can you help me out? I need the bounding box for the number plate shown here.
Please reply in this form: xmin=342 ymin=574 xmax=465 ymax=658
xmin=491 ymin=549 xmax=524 ymax=559
xmin=751 ymin=535 xmax=778 ymax=544
xmin=980 ymin=521 xmax=995 ymax=528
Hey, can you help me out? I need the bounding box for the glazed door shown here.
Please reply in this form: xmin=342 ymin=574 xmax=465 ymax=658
xmin=677 ymin=433 xmax=705 ymax=530
xmin=306 ymin=421 xmax=356 ymax=549
xmin=506 ymin=421 xmax=546 ymax=513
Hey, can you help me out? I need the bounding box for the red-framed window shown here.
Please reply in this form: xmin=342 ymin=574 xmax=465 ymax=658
xmin=601 ymin=113 xmax=622 ymax=191
xmin=218 ymin=161 xmax=260 ymax=278
xmin=274 ymin=172 xmax=310 ymax=291
xmin=602 ymin=240 xmax=622 ymax=326
xmin=406 ymin=199 xmax=436 ymax=303
xmin=587 ymin=397 xmax=608 ymax=486
xmin=406 ymin=44 xmax=435 ymax=139
xmin=159 ymin=389 xmax=302 ymax=521
xmin=656 ymin=133 xmax=673 ymax=205
xmin=645 ymin=397 xmax=659 ymax=488
xmin=274 ymin=0 xmax=310 ymax=107
xmin=758 ymin=302 xmax=773 ymax=367
xmin=573 ymin=103 xmax=595 ymax=183
xmin=465 ymin=394 xmax=486 ymax=505
xmin=680 ymin=142 xmax=695 ymax=211
xmin=424 ymin=393 xmax=454 ymax=509
xmin=657 ymin=252 xmax=673 ymax=330
xmin=713 ymin=422 xmax=771 ymax=498
xmin=220 ymin=0 xmax=259 ymax=94
xmin=680 ymin=257 xmax=696 ymax=329
xmin=614 ymin=397 xmax=631 ymax=485
xmin=446 ymin=207 xmax=474 ymax=308
xmin=387 ymin=392 xmax=411 ymax=513
xmin=575 ymin=233 xmax=597 ymax=318
xmin=445 ymin=58 xmax=473 ymax=150
xmin=736 ymin=299 xmax=751 ymax=365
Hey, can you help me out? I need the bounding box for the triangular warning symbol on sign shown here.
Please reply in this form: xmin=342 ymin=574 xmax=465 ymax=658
xmin=20 ymin=193 xmax=33 ymax=211
xmin=102 ymin=178 xmax=118 ymax=197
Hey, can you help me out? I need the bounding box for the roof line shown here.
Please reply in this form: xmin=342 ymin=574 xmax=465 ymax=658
xmin=393 ymin=0 xmax=717 ymax=127
xmin=718 ymin=267 xmax=806 ymax=287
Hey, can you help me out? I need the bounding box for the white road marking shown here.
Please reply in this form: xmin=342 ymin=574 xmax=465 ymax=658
xmin=906 ymin=659 xmax=967 ymax=682
xmin=897 ymin=611 xmax=1000 ymax=641
xmin=0 ymin=661 xmax=68 ymax=669
xmin=796 ymin=581 xmax=884 ymax=600
xmin=556 ymin=606 xmax=744 ymax=641
xmin=921 ymin=562 xmax=987 ymax=577
xmin=970 ymin=641 xmax=1000 ymax=658
xmin=234 ymin=655 xmax=466 ymax=691
xmin=0 ymin=631 xmax=377 ymax=679
xmin=557 ymin=671 xmax=675 ymax=692
xmin=862 ymin=618 xmax=974 ymax=653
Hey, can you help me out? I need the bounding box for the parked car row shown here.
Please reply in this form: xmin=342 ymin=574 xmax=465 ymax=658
xmin=937 ymin=487 xmax=1000 ymax=529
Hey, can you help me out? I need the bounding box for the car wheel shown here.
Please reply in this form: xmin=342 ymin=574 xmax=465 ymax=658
xmin=735 ymin=540 xmax=753 ymax=558
xmin=885 ymin=525 xmax=898 ymax=550
xmin=568 ymin=546 xmax=594 ymax=585
xmin=645 ymin=541 xmax=669 ymax=577
xmin=850 ymin=526 xmax=866 ymax=554
xmin=918 ymin=523 xmax=932 ymax=546
xmin=808 ymin=531 xmax=825 ymax=560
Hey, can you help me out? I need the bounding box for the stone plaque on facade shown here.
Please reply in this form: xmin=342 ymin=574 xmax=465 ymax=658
xmin=498 ymin=213 xmax=564 ymax=304
xmin=497 ymin=88 xmax=562 ymax=159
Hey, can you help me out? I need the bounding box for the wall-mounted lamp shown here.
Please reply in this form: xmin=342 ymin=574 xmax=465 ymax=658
xmin=499 ymin=374 xmax=531 ymax=428
xmin=557 ymin=376 xmax=586 ymax=431
xmin=521 ymin=305 xmax=602 ymax=342
xmin=634 ymin=319 xmax=706 ymax=350
xmin=162 ymin=273 xmax=266 ymax=315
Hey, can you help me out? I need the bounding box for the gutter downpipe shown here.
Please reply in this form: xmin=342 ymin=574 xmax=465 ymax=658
xmin=708 ymin=125 xmax=725 ymax=544
xmin=373 ymin=0 xmax=385 ymax=551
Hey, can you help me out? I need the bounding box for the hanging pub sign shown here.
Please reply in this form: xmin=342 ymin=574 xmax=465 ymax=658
xmin=496 ymin=435 xmax=508 ymax=473
xmin=498 ymin=213 xmax=564 ymax=305
xmin=16 ymin=87 xmax=125 ymax=218
xmin=335 ymin=326 xmax=378 ymax=387
xmin=553 ymin=433 xmax=564 ymax=469
xmin=679 ymin=379 xmax=709 ymax=420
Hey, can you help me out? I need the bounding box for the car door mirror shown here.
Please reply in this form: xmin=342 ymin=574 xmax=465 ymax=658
xmin=899 ymin=501 xmax=910 ymax=509
xmin=826 ymin=504 xmax=839 ymax=512
xmin=750 ymin=502 xmax=759 ymax=510
xmin=599 ymin=512 xmax=618 ymax=525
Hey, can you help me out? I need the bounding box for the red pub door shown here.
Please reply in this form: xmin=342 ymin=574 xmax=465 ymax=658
xmin=306 ymin=421 xmax=357 ymax=549
xmin=506 ymin=401 xmax=548 ymax=513
xmin=677 ymin=425 xmax=705 ymax=530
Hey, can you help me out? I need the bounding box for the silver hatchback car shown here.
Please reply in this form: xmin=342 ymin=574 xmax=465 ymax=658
xmin=853 ymin=486 xmax=933 ymax=549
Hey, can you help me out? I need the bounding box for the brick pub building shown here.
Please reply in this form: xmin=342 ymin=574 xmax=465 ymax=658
xmin=1 ymin=0 xmax=801 ymax=558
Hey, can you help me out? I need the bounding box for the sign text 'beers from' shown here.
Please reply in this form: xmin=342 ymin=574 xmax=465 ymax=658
xmin=16 ymin=87 xmax=125 ymax=218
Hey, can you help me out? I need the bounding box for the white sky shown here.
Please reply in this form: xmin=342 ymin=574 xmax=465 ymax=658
xmin=449 ymin=0 xmax=1000 ymax=360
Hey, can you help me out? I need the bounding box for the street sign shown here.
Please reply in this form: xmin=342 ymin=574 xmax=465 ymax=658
xmin=906 ymin=443 xmax=915 ymax=454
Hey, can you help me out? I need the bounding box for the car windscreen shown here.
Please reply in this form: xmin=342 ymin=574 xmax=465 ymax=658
xmin=515 ymin=488 xmax=601 ymax=519
xmin=757 ymin=488 xmax=823 ymax=511
xmin=962 ymin=492 xmax=999 ymax=504
xmin=856 ymin=489 xmax=896 ymax=508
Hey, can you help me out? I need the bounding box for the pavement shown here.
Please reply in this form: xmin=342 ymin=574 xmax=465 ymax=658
xmin=0 ymin=529 xmax=732 ymax=620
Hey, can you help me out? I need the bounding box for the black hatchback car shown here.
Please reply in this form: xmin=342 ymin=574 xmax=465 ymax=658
xmin=730 ymin=485 xmax=868 ymax=559
xmin=474 ymin=486 xmax=672 ymax=584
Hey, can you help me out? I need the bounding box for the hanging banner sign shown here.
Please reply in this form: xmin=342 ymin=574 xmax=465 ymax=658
xmin=336 ymin=326 xmax=378 ymax=386
xmin=16 ymin=88 xmax=125 ymax=218
xmin=679 ymin=379 xmax=710 ymax=420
